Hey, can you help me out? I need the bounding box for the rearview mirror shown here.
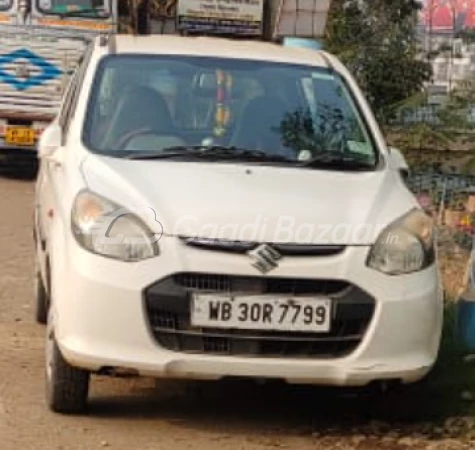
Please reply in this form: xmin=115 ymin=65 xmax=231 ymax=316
xmin=388 ymin=147 xmax=409 ymax=179
xmin=38 ymin=123 xmax=62 ymax=160
xmin=192 ymin=72 xmax=218 ymax=95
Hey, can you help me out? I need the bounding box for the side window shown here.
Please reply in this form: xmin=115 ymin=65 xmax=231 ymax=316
xmin=59 ymin=44 xmax=93 ymax=144
xmin=58 ymin=69 xmax=80 ymax=131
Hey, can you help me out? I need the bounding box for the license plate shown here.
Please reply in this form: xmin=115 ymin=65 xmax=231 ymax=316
xmin=191 ymin=294 xmax=332 ymax=333
xmin=5 ymin=127 xmax=35 ymax=146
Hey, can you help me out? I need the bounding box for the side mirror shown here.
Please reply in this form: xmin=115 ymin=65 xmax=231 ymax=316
xmin=388 ymin=146 xmax=409 ymax=179
xmin=38 ymin=122 xmax=62 ymax=160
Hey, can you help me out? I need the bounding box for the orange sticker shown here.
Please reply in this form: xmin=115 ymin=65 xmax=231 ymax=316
xmin=37 ymin=18 xmax=113 ymax=30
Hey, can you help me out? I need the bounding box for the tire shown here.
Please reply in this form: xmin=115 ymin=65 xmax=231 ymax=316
xmin=35 ymin=271 xmax=48 ymax=325
xmin=46 ymin=323 xmax=90 ymax=414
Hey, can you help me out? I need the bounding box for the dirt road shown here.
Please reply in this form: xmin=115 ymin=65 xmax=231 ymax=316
xmin=1 ymin=173 xmax=475 ymax=450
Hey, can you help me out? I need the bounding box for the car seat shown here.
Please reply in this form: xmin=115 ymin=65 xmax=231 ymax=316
xmin=101 ymin=85 xmax=177 ymax=150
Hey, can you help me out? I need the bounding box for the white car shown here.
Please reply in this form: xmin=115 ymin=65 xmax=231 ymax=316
xmin=34 ymin=34 xmax=444 ymax=414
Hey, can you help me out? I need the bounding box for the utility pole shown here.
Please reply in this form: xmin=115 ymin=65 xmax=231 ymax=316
xmin=448 ymin=0 xmax=458 ymax=93
xmin=428 ymin=0 xmax=434 ymax=84
xmin=128 ymin=0 xmax=150 ymax=34
xmin=137 ymin=0 xmax=150 ymax=34
xmin=429 ymin=0 xmax=434 ymax=58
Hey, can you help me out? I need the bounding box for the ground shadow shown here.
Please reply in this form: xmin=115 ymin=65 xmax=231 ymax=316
xmin=85 ymin=305 xmax=475 ymax=441
xmin=85 ymin=377 xmax=473 ymax=441
xmin=0 ymin=155 xmax=38 ymax=181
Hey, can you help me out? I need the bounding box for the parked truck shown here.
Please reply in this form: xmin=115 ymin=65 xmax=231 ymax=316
xmin=0 ymin=0 xmax=117 ymax=172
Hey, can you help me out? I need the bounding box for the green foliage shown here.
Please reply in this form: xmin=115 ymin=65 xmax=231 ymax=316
xmin=279 ymin=106 xmax=354 ymax=154
xmin=386 ymin=79 xmax=475 ymax=155
xmin=325 ymin=0 xmax=432 ymax=120
xmin=388 ymin=123 xmax=454 ymax=152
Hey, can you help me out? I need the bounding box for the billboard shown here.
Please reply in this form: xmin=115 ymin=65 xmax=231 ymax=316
xmin=177 ymin=0 xmax=265 ymax=36
xmin=420 ymin=0 xmax=475 ymax=32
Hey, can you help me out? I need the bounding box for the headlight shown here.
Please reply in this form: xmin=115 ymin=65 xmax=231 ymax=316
xmin=367 ymin=208 xmax=435 ymax=275
xmin=71 ymin=190 xmax=160 ymax=262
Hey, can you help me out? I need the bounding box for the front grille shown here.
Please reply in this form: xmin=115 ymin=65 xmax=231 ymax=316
xmin=174 ymin=273 xmax=348 ymax=296
xmin=144 ymin=273 xmax=375 ymax=359
xmin=180 ymin=237 xmax=346 ymax=257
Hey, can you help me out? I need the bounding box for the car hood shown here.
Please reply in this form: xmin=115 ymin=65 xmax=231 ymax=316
xmin=81 ymin=155 xmax=418 ymax=245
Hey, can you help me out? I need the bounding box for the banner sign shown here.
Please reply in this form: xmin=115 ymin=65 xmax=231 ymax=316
xmin=420 ymin=0 xmax=475 ymax=32
xmin=177 ymin=0 xmax=264 ymax=35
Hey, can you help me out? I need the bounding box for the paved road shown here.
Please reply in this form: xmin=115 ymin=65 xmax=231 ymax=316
xmin=0 ymin=173 xmax=473 ymax=450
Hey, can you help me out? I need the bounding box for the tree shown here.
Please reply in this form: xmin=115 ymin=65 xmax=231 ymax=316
xmin=325 ymin=0 xmax=432 ymax=121
xmin=384 ymin=78 xmax=475 ymax=161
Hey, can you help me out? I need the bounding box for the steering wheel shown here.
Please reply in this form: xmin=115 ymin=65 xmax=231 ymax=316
xmin=115 ymin=129 xmax=188 ymax=153
xmin=114 ymin=128 xmax=156 ymax=150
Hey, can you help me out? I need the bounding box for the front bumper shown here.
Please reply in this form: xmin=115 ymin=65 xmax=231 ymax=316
xmin=53 ymin=236 xmax=444 ymax=387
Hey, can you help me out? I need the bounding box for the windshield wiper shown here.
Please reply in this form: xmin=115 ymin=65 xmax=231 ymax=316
xmin=299 ymin=151 xmax=375 ymax=171
xmin=125 ymin=145 xmax=293 ymax=163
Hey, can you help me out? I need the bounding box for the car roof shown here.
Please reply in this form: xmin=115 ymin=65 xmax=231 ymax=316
xmin=103 ymin=34 xmax=330 ymax=68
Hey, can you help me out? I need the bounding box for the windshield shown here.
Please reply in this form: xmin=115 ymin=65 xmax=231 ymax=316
xmin=83 ymin=55 xmax=379 ymax=168
xmin=0 ymin=0 xmax=12 ymax=11
xmin=36 ymin=0 xmax=109 ymax=17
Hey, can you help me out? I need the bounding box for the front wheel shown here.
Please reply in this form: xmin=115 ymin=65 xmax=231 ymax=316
xmin=46 ymin=322 xmax=90 ymax=414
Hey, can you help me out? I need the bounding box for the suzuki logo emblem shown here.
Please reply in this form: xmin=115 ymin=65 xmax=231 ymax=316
xmin=247 ymin=244 xmax=282 ymax=274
